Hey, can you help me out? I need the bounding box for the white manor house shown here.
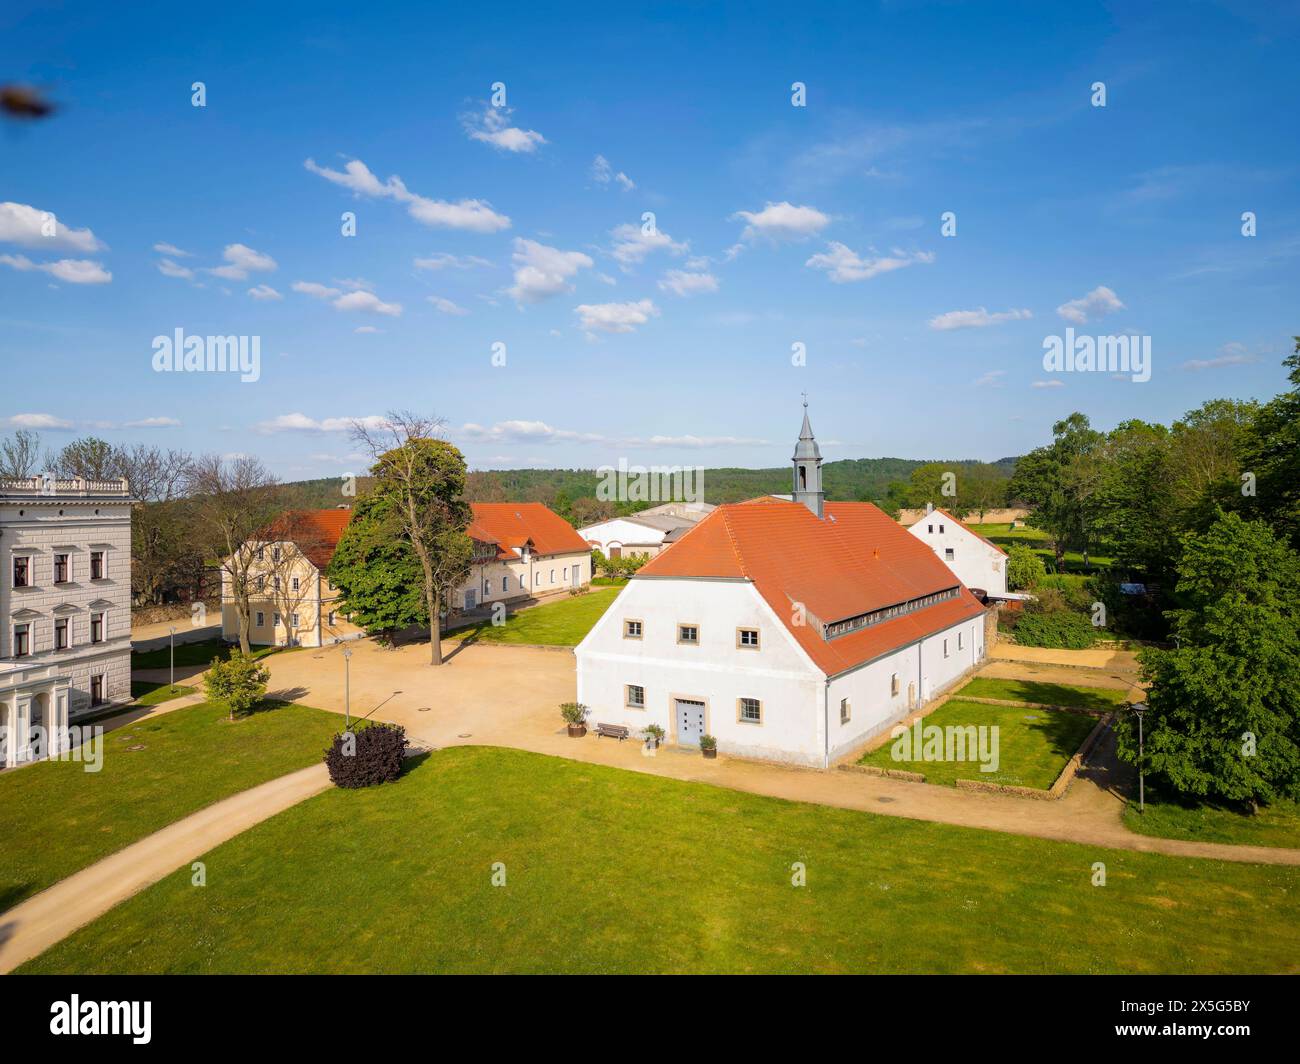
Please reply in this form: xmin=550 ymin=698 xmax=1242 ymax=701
xmin=576 ymin=406 xmax=993 ymax=767
xmin=1 ymin=475 xmax=133 ymax=767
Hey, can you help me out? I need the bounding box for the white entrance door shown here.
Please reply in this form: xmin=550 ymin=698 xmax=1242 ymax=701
xmin=465 ymin=589 xmax=476 ymax=609
xmin=675 ymin=699 xmax=705 ymax=747
xmin=570 ymin=565 xmax=579 ymax=588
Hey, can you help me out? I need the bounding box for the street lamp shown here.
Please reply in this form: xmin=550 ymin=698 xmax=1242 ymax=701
xmin=1130 ymin=701 xmax=1147 ymax=813
xmin=343 ymin=646 xmax=353 ymax=730
xmin=168 ymin=626 xmax=177 ymax=693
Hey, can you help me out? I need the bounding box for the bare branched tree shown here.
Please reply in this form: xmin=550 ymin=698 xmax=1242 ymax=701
xmin=351 ymin=411 xmax=473 ymax=665
xmin=187 ymin=454 xmax=282 ymax=654
xmin=0 ymin=429 xmax=42 ymax=479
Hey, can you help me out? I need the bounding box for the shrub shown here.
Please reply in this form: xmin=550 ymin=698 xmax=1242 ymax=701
xmin=1010 ymin=609 xmax=1096 ymax=649
xmin=644 ymin=723 xmax=666 ymax=743
xmin=1006 ymin=544 xmax=1047 ymax=590
xmin=324 ymin=722 xmax=408 ymax=788
xmin=699 ymin=734 xmax=717 ymax=751
xmin=203 ymin=651 xmax=270 ymax=721
xmin=560 ymin=702 xmax=589 ymax=725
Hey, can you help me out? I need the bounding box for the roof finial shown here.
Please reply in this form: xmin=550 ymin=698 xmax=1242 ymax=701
xmin=801 ymin=391 xmax=808 ymax=409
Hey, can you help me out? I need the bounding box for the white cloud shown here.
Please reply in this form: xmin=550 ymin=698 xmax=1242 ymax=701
xmin=972 ymin=370 xmax=1007 ymax=388
xmin=354 ymin=325 xmax=381 ymax=334
xmin=592 ymin=155 xmax=634 ymax=190
xmin=157 ymin=258 xmax=194 ymax=279
xmin=1181 ymin=342 xmax=1263 ymax=371
xmin=1056 ymin=285 xmax=1124 ymax=324
xmin=304 ymin=157 xmax=510 ymax=233
xmin=574 ymin=298 xmax=660 ymax=334
xmin=153 ymin=242 xmax=191 ymax=257
xmin=208 ymin=243 xmax=277 ymax=281
xmin=248 ymin=284 xmax=283 ymax=301
xmin=658 ymin=269 xmax=719 ymax=297
xmin=294 ymin=280 xmax=401 ymax=315
xmin=124 ymin=416 xmax=182 ymax=428
xmin=928 ymin=306 xmax=1032 ymax=330
xmin=462 ymin=102 xmax=546 ymax=153
xmin=637 ymin=434 xmax=768 ymax=448
xmin=3 ymin=412 xmax=74 ymax=430
xmin=427 ymin=295 xmax=469 ymax=316
xmin=457 ymin=420 xmax=606 ymax=445
xmin=413 ymin=252 xmax=492 ymax=271
xmin=609 ymin=222 xmax=687 ymax=267
xmin=731 ymin=201 xmax=829 ymax=242
xmin=0 ymin=201 xmax=104 ymax=252
xmin=507 ymin=238 xmax=593 ymax=303
xmin=805 ymin=243 xmax=934 ymax=283
xmin=254 ymin=413 xmax=393 ymax=435
xmin=1032 ymin=380 xmax=1065 ymax=389
xmin=0 ymin=253 xmax=112 ymax=284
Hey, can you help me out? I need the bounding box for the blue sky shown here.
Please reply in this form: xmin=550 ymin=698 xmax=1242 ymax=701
xmin=2 ymin=0 xmax=1297 ymax=479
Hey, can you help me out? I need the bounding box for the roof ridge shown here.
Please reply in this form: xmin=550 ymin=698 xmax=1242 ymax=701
xmin=717 ymin=506 xmax=751 ymax=579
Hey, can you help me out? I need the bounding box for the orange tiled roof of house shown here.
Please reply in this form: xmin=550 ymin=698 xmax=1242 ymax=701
xmin=260 ymin=509 xmax=354 ymax=570
xmin=638 ymin=498 xmax=985 ymax=675
xmin=467 ymin=502 xmax=590 ymax=559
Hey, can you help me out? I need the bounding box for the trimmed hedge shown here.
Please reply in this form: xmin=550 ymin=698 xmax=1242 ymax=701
xmin=1010 ymin=609 xmax=1097 ymax=649
xmin=325 ymin=722 xmax=408 ymax=788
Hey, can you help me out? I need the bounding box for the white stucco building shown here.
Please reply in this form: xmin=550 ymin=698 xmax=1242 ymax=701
xmin=1 ymin=475 xmax=133 ymax=767
xmin=576 ymin=406 xmax=990 ymax=767
xmin=578 ymin=501 xmax=715 ymax=559
xmin=906 ymin=506 xmax=1008 ymax=597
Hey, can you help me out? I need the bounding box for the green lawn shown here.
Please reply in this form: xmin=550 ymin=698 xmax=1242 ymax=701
xmin=859 ymin=699 xmax=1096 ymax=789
xmin=129 ymin=680 xmax=197 ymax=707
xmin=1123 ymin=787 xmax=1300 ymax=850
xmin=591 ymin=576 xmax=629 ymax=587
xmin=0 ymin=701 xmax=342 ymax=911
xmin=957 ymin=677 xmax=1130 ymax=713
xmin=450 ymin=587 xmax=619 ymax=646
xmin=130 ymin=638 xmax=281 ymax=670
xmin=20 ymin=746 xmax=1299 ymax=974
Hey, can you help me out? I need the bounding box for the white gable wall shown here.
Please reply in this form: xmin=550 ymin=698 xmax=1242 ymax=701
xmin=907 ymin=514 xmax=1007 ymax=596
xmin=576 ymin=517 xmax=667 ymax=557
xmin=576 ymin=578 xmax=827 ymax=765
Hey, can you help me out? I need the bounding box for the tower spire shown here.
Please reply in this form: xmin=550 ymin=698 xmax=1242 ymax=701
xmin=792 ymin=397 xmax=824 ymax=518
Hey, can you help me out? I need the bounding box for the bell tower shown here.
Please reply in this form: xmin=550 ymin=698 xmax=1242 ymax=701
xmin=792 ymin=395 xmax=824 ymax=518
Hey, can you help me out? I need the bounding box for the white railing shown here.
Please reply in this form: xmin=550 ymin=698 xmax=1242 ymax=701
xmin=0 ymin=476 xmax=130 ymax=497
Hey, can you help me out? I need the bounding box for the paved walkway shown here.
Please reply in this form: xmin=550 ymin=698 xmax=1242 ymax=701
xmin=130 ymin=619 xmax=221 ymax=651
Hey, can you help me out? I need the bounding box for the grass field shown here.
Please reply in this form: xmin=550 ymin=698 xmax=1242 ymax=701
xmin=859 ymin=699 xmax=1096 ymax=789
xmin=129 ymin=680 xmax=197 ymax=707
xmin=20 ymin=746 xmax=1299 ymax=974
xmin=0 ymin=701 xmax=342 ymax=911
xmin=450 ymin=587 xmax=619 ymax=646
xmin=978 ymin=523 xmax=1115 ymax=573
xmin=130 ymin=638 xmax=281 ymax=670
xmin=956 ymin=677 xmax=1130 ymax=713
xmin=1123 ymin=787 xmax=1300 ymax=850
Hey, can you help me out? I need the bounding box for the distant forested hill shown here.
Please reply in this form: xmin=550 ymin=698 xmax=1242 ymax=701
xmin=281 ymin=455 xmax=1019 ymax=524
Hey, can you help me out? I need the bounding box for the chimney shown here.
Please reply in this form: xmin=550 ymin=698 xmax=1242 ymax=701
xmin=925 ymin=502 xmax=934 ymax=514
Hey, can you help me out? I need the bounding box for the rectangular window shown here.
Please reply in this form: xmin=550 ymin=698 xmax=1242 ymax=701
xmin=623 ymin=619 xmax=643 ymax=639
xmin=737 ymin=627 xmax=760 ymax=649
xmin=55 ymin=617 xmax=69 ymax=649
xmin=944 ymin=548 xmax=955 ymax=561
xmin=273 ymin=612 xmax=281 ymax=627
xmin=958 ymin=631 xmax=964 ymax=650
xmin=550 ymin=568 xmax=555 ymax=582
xmin=927 ymin=524 xmax=933 ymax=534
xmin=534 ymin=572 xmax=540 ymax=586
xmin=291 ymin=576 xmax=300 ymax=592
xmin=520 ymin=576 xmax=527 ymax=590
xmin=939 ymin=524 xmax=945 ymax=533
xmin=90 ymin=674 xmax=104 ymax=706
xmin=90 ymin=550 xmax=104 ymax=580
xmin=256 ymin=611 xmax=265 ymax=627
xmin=290 ymin=613 xmax=300 ymax=628
xmin=54 ymin=553 xmax=69 ymax=583
xmin=677 ymin=624 xmax=699 ymax=645
xmin=739 ymin=697 xmax=762 ymax=724
xmin=891 ymin=673 xmax=900 ymax=696
xmin=14 ymin=622 xmax=31 ymax=656
xmin=256 ymin=547 xmax=264 ymax=561
xmin=90 ymin=611 xmax=105 ymax=643
xmin=502 ymin=577 xmax=508 ymax=593
xmin=272 ymin=546 xmax=282 ymax=563
xmin=625 ymin=684 xmax=645 ymax=708
xmin=13 ymin=555 xmax=30 ymax=588
xmin=840 ymin=698 xmax=851 ymax=725
xmin=272 ymin=576 xmax=281 ymax=591
xmin=943 ymin=638 xmax=949 ymax=659
xmin=328 ymin=611 xmax=337 ymax=626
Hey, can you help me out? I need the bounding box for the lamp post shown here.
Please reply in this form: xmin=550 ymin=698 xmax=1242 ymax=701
xmin=343 ymin=647 xmax=352 ymax=730
xmin=168 ymin=626 xmax=177 ymax=693
xmin=1130 ymin=701 xmax=1147 ymax=813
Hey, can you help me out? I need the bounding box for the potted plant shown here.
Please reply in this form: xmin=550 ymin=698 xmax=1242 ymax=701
xmin=700 ymin=734 xmax=717 ymax=759
xmin=643 ymin=723 xmax=666 ymax=750
xmin=560 ymin=702 xmax=589 ymax=737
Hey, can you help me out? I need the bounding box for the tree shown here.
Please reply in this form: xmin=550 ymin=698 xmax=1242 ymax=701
xmin=327 ymin=491 xmax=428 ymax=642
xmin=204 ymin=651 xmax=271 ymax=721
xmin=1241 ymin=339 xmax=1300 ymax=548
xmin=0 ymin=429 xmax=42 ymax=478
xmin=351 ymin=412 xmax=474 ymax=665
xmin=1115 ymin=511 xmax=1300 ymax=812
xmin=1090 ymin=420 xmax=1179 ymax=582
xmin=51 ymin=436 xmax=116 ymax=480
xmin=114 ymin=445 xmax=201 ymax=607
xmin=1005 ymin=544 xmax=1046 ymax=590
xmin=187 ymin=454 xmax=282 ymax=654
xmin=1007 ymin=413 xmax=1102 ymax=569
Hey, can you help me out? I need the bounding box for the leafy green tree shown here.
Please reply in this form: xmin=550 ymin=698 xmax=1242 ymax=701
xmin=1240 ymin=339 xmax=1300 ymax=548
xmin=1005 ymin=544 xmax=1046 ymax=590
xmin=1115 ymin=511 xmax=1300 ymax=812
xmin=52 ymin=436 xmax=116 ymax=480
xmin=1090 ymin=420 xmax=1178 ymax=581
xmin=204 ymin=652 xmax=271 ymax=721
xmin=327 ymin=491 xmax=428 ymax=642
xmin=351 ymin=412 xmax=474 ymax=665
xmin=1007 ymin=413 xmax=1102 ymax=568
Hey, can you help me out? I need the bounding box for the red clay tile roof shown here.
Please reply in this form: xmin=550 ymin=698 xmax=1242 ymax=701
xmin=638 ymin=498 xmax=985 ymax=675
xmin=912 ymin=508 xmax=1009 ymax=557
xmin=261 ymin=509 xmax=354 ymax=570
xmin=467 ymin=502 xmax=590 ymax=559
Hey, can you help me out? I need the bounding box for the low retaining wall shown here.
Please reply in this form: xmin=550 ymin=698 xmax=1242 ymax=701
xmin=839 ymin=763 xmax=927 ymax=783
xmin=954 ymin=711 xmax=1114 ymax=801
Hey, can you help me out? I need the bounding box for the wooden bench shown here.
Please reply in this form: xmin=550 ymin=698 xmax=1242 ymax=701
xmin=594 ymin=723 xmax=630 ymax=741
